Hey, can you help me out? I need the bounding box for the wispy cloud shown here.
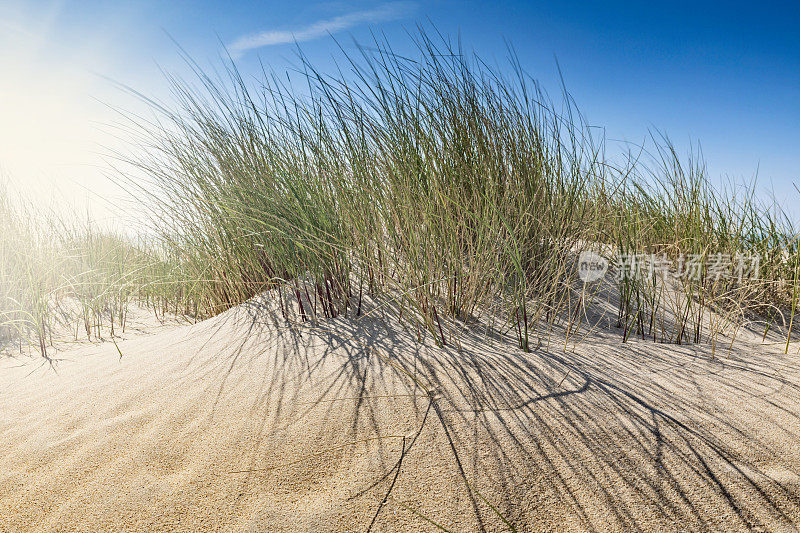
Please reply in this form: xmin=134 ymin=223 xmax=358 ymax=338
xmin=228 ymin=2 xmax=415 ymax=58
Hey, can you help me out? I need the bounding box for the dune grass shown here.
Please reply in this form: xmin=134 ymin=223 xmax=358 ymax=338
xmin=0 ymin=186 xmax=185 ymax=357
xmin=116 ymin=30 xmax=798 ymax=352
xmin=3 ymin=29 xmax=798 ymax=357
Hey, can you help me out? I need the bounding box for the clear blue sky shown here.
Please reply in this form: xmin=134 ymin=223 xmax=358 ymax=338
xmin=2 ymin=0 xmax=798 ymax=217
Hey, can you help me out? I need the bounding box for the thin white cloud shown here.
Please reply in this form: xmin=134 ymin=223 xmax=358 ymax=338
xmin=228 ymin=2 xmax=415 ymax=57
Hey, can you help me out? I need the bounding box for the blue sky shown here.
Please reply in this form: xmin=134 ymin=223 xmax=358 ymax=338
xmin=1 ymin=0 xmax=798 ymax=218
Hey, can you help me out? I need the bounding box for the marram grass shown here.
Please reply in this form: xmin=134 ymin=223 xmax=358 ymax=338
xmin=122 ymin=30 xmax=798 ymax=352
xmin=2 ymin=30 xmax=799 ymax=357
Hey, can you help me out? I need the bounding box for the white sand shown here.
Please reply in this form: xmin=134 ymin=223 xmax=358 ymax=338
xmin=1 ymin=296 xmax=799 ymax=531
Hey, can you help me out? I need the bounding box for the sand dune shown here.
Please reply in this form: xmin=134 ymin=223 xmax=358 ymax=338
xmin=1 ymin=296 xmax=800 ymax=531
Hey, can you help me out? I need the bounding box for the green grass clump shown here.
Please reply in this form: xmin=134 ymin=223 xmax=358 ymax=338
xmin=0 ymin=186 xmax=187 ymax=357
xmin=122 ymin=29 xmax=798 ymax=351
xmin=5 ymin=29 xmax=798 ymax=356
xmin=124 ymin=32 xmax=611 ymax=350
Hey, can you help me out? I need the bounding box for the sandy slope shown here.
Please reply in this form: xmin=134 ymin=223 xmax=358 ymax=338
xmin=1 ymin=296 xmax=799 ymax=532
